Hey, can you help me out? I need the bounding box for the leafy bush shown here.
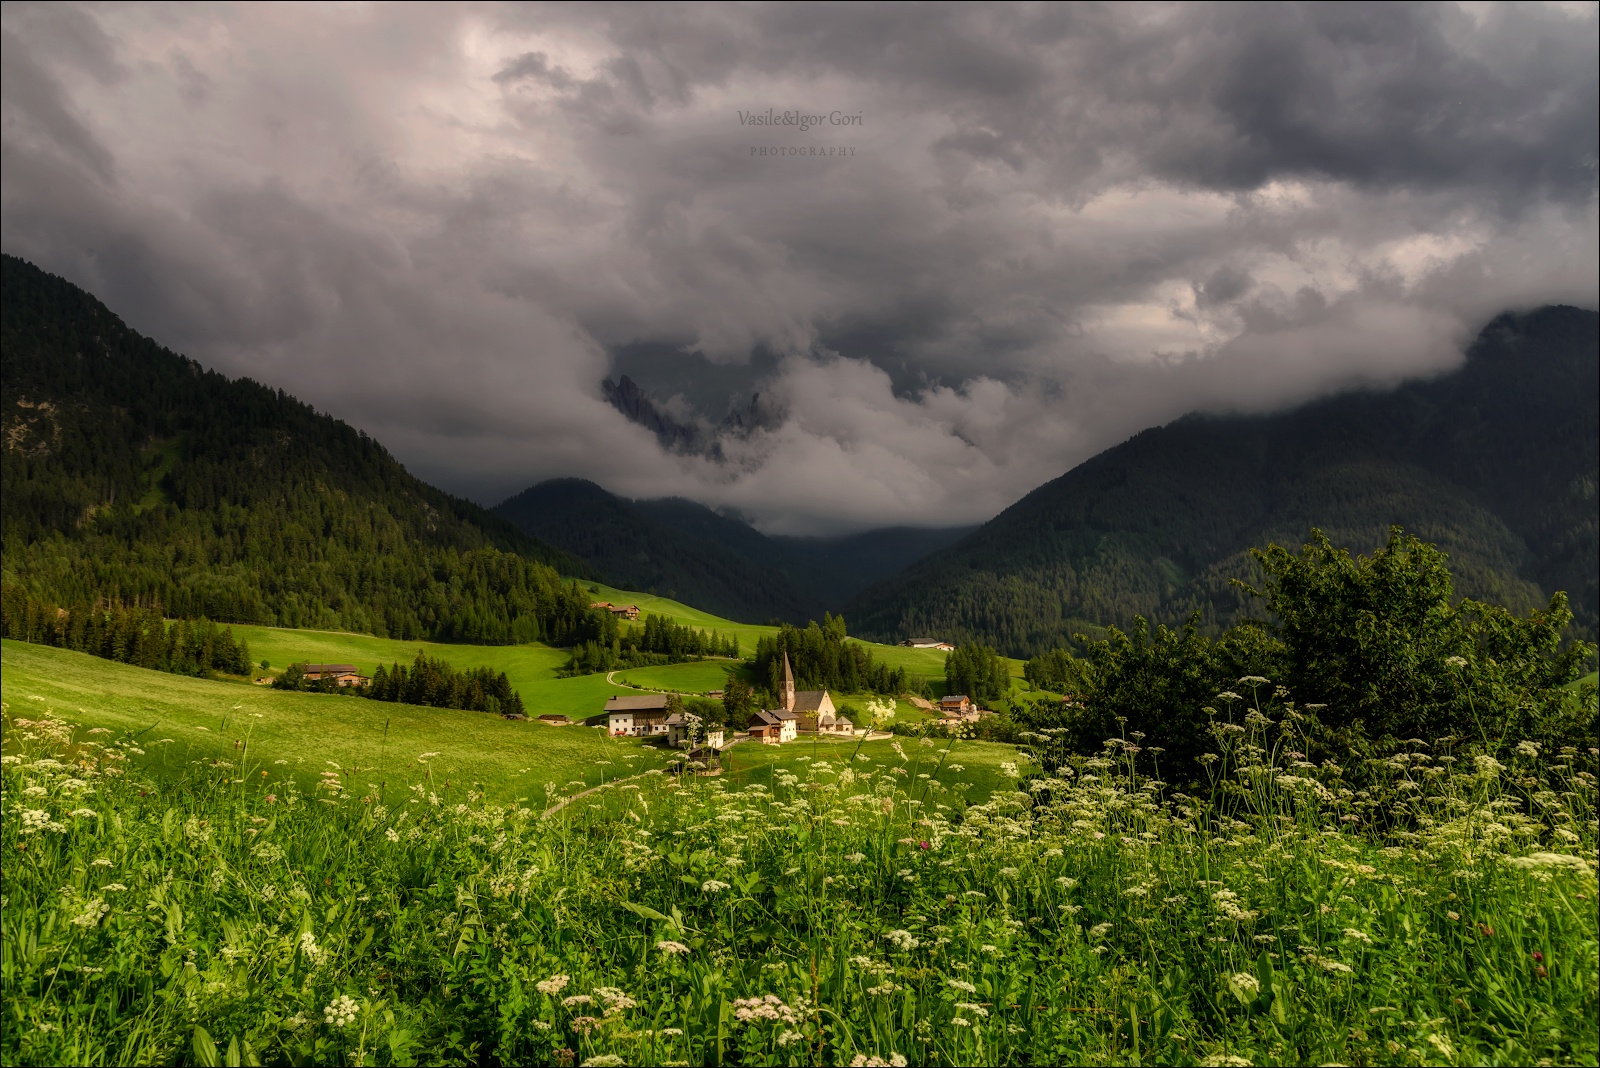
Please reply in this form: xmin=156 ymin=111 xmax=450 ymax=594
xmin=1070 ymin=528 xmax=1596 ymax=786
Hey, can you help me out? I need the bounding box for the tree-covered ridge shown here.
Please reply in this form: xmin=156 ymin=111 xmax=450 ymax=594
xmin=1 ymin=583 xmax=253 ymax=679
xmin=564 ymin=612 xmax=741 ymax=676
xmin=355 ymin=651 xmax=524 ymax=718
xmin=0 ymin=254 xmax=595 ymax=643
xmin=751 ymin=614 xmax=910 ymax=701
xmin=493 ymin=479 xmax=829 ymax=625
xmin=845 ymin=306 xmax=1599 ymax=657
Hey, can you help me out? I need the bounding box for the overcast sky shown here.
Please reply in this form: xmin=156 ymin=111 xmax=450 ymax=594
xmin=3 ymin=2 xmax=1596 ymax=534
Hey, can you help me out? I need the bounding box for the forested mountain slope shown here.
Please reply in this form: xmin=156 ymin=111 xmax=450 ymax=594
xmin=844 ymin=306 xmax=1599 ymax=657
xmin=1 ymin=255 xmax=596 ymax=643
xmin=494 ymin=479 xmax=829 ymax=624
xmin=630 ymin=496 xmax=976 ymax=606
xmin=493 ymin=480 xmax=978 ymax=623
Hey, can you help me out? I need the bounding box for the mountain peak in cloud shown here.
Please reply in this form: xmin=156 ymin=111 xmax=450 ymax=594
xmin=2 ymin=1 xmax=1594 ymax=535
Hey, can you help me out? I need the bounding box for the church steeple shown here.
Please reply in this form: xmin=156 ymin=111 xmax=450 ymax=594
xmin=781 ymin=651 xmax=796 ymax=711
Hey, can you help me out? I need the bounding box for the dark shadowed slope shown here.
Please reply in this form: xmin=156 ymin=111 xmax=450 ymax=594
xmin=494 ymin=479 xmax=829 ymax=625
xmin=1 ymin=254 xmax=591 ymax=642
xmin=843 ymin=307 xmax=1599 ymax=657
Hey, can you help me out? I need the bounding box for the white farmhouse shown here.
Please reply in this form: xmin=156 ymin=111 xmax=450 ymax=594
xmin=603 ymin=694 xmax=671 ymax=737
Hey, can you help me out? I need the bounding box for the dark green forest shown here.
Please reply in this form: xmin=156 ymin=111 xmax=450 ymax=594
xmin=564 ymin=611 xmax=740 ymax=676
xmin=751 ymin=614 xmax=910 ymax=701
xmin=2 ymin=583 xmax=252 ymax=679
xmin=493 ymin=479 xmax=829 ymax=625
xmin=493 ymin=481 xmax=977 ymax=625
xmin=845 ymin=306 xmax=1599 ymax=658
xmin=351 ymin=651 xmax=524 ymax=718
xmin=0 ymin=255 xmax=606 ymax=645
xmin=1039 ymin=528 xmax=1596 ymax=787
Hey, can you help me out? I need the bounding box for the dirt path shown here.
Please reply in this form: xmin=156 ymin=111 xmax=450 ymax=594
xmin=541 ymin=771 xmax=652 ymax=817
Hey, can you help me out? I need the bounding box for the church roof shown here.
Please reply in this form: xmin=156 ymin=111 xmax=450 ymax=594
xmin=791 ymin=689 xmax=831 ymax=712
xmin=782 ymin=651 xmax=794 ymax=685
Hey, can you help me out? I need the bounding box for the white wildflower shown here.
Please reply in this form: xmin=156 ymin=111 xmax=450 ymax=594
xmin=323 ymin=994 xmax=359 ymax=1028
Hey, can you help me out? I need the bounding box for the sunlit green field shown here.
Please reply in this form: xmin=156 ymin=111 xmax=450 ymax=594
xmin=716 ymin=732 xmax=1017 ymax=799
xmin=5 ymin=688 xmax=1594 ymax=1067
xmin=0 ymin=641 xmax=670 ymax=799
xmin=610 ymin=659 xmax=750 ymax=693
xmin=582 ymin=583 xmax=782 ymax=656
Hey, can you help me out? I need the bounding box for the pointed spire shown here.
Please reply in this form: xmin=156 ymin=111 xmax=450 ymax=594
xmin=781 ymin=651 xmax=796 ymax=711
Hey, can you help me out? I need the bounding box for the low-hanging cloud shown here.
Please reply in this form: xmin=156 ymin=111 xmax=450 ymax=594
xmin=2 ymin=1 xmax=1595 ymax=534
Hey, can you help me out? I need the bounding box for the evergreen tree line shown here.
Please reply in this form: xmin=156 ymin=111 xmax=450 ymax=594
xmin=943 ymin=644 xmax=1012 ymax=707
xmin=2 ymin=254 xmax=594 ymax=649
xmin=273 ymin=650 xmax=525 ymax=717
xmin=564 ymin=613 xmax=739 ymax=676
xmin=752 ymin=613 xmax=909 ymax=701
xmin=1 ymin=583 xmax=253 ymax=678
xmin=1023 ymin=647 xmax=1095 ymax=695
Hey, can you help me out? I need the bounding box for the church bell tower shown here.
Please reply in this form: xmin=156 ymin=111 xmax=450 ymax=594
xmin=781 ymin=651 xmax=796 ymax=711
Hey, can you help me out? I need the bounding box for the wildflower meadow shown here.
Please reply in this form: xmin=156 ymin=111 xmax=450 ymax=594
xmin=3 ymin=683 xmax=1597 ymax=1067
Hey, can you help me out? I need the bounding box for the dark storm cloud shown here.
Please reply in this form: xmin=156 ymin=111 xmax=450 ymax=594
xmin=3 ymin=2 xmax=1596 ymax=533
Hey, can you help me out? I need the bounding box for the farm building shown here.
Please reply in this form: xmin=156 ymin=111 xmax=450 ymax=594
xmin=750 ymin=708 xmax=798 ymax=744
xmin=590 ymin=601 xmax=641 ymax=620
xmin=603 ymin=694 xmax=671 ymax=736
xmin=297 ymin=663 xmax=370 ymax=686
xmin=536 ymin=714 xmax=572 ymax=725
xmin=901 ymin=638 xmax=955 ymax=650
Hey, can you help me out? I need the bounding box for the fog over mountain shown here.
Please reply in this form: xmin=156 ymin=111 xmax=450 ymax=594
xmin=3 ymin=2 xmax=1595 ymax=534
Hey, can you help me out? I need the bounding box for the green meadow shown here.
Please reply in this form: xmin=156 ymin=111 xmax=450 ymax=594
xmin=0 ymin=641 xmax=671 ymax=800
xmin=610 ymin=659 xmax=750 ymax=694
xmin=582 ymin=583 xmax=782 ymax=656
xmin=0 ymin=640 xmax=1018 ymax=805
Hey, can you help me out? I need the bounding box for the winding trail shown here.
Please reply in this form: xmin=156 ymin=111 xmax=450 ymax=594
xmin=541 ymin=771 xmax=653 ymax=817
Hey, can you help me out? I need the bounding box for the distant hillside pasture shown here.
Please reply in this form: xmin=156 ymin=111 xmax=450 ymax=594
xmin=611 ymin=659 xmax=753 ymax=694
xmin=581 ymin=583 xmax=782 ymax=656
xmin=0 ymin=641 xmax=670 ymax=799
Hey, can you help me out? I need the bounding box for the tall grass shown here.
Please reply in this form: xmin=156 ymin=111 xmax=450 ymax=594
xmin=3 ymin=683 xmax=1595 ymax=1067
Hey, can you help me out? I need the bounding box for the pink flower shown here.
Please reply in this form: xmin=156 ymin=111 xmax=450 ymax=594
xmin=265 ymin=794 xmax=277 ymax=804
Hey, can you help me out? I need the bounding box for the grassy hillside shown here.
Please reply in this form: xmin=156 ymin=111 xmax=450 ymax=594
xmin=1 ymin=254 xmax=594 ymax=645
xmin=0 ymin=638 xmax=1019 ymax=802
xmin=7 ymin=670 xmax=1594 ymax=1067
xmin=0 ymin=640 xmax=669 ymax=799
xmin=846 ymin=306 xmax=1599 ymax=656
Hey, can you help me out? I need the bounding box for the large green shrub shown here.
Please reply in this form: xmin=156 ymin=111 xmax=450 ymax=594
xmin=1068 ymin=528 xmax=1595 ymax=785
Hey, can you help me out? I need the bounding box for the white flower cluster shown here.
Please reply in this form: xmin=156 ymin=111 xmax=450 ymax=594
xmin=883 ymin=929 xmax=918 ymax=952
xmin=848 ymin=1055 xmax=908 ymax=1067
xmin=534 ymin=978 xmax=572 ymax=1004
xmin=592 ymin=987 xmax=637 ymax=1016
xmin=19 ymin=809 xmax=66 ymax=835
xmin=732 ymin=994 xmax=802 ymax=1025
xmin=69 ymin=900 xmax=111 ymax=928
xmin=298 ymin=931 xmax=326 ymax=966
xmin=323 ymin=994 xmax=359 ymax=1028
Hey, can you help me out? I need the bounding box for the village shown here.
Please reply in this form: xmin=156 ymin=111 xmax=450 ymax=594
xmin=523 ymin=650 xmax=990 ymax=763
